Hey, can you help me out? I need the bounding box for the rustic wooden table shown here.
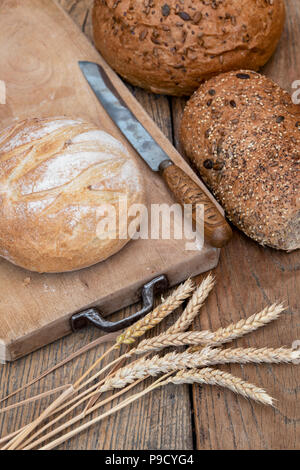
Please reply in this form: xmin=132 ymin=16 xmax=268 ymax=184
xmin=0 ymin=0 xmax=299 ymax=450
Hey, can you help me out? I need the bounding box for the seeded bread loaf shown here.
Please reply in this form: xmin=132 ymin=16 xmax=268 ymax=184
xmin=0 ymin=117 xmax=145 ymax=273
xmin=92 ymin=0 xmax=285 ymax=96
xmin=180 ymin=71 xmax=300 ymax=251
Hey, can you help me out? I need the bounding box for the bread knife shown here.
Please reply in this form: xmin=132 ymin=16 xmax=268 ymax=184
xmin=79 ymin=61 xmax=232 ymax=248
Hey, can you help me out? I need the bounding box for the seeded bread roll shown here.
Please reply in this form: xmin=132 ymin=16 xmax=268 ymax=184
xmin=0 ymin=117 xmax=145 ymax=273
xmin=92 ymin=0 xmax=285 ymax=96
xmin=180 ymin=71 xmax=300 ymax=251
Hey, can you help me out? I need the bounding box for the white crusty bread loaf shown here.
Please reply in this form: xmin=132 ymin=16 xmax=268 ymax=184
xmin=180 ymin=71 xmax=300 ymax=251
xmin=0 ymin=117 xmax=146 ymax=272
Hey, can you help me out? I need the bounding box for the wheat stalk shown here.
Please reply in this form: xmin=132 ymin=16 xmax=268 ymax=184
xmin=76 ymin=278 xmax=197 ymax=416
xmin=2 ymin=279 xmax=191 ymax=430
xmin=130 ymin=304 xmax=286 ymax=356
xmin=6 ymin=345 xmax=296 ymax=450
xmin=5 ymin=344 xmax=295 ymax=444
xmin=0 ymin=385 xmax=72 ymax=415
xmin=87 ymin=275 xmax=211 ymax=412
xmin=3 ymin=301 xmax=285 ymax=418
xmin=189 ymin=303 xmax=285 ymax=353
xmin=213 ymin=303 xmax=285 ymax=342
xmin=81 ymin=279 xmax=195 ymax=413
xmin=5 ymin=386 xmax=76 ymax=450
xmin=163 ymin=369 xmax=274 ymax=406
xmin=80 ymin=276 xmax=200 ymax=415
xmin=82 ymin=275 xmax=210 ymax=415
xmin=99 ymin=348 xmax=217 ymax=393
xmin=83 ymin=275 xmax=215 ymax=414
xmin=38 ymin=375 xmax=168 ymax=450
xmin=38 ymin=365 xmax=274 ymax=450
xmin=74 ymin=301 xmax=286 ymax=415
xmin=21 ymin=378 xmax=146 ymax=451
xmin=116 ymin=278 xmax=194 ymax=346
xmin=205 ymin=347 xmax=300 ymax=366
xmin=2 ymin=277 xmax=295 ymax=452
xmin=133 ymin=331 xmax=215 ymax=354
xmin=76 ymin=280 xmax=194 ymax=389
xmin=4 ymin=280 xmax=194 ymax=450
xmin=0 ymin=332 xmax=119 ymax=407
xmin=167 ymin=274 xmax=215 ymax=333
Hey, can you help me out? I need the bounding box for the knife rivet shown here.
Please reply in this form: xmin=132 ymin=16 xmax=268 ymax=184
xmin=159 ymin=160 xmax=174 ymax=173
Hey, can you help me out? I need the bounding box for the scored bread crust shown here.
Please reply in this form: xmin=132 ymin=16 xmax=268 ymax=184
xmin=180 ymin=71 xmax=300 ymax=251
xmin=93 ymin=0 xmax=285 ymax=96
xmin=0 ymin=117 xmax=146 ymax=273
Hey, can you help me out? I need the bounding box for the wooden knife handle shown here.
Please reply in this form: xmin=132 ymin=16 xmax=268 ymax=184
xmin=160 ymin=161 xmax=232 ymax=248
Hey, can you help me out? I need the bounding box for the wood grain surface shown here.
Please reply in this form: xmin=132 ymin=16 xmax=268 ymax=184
xmin=0 ymin=0 xmax=299 ymax=450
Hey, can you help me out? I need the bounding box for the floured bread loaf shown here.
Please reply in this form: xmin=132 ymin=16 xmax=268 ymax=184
xmin=0 ymin=117 xmax=146 ymax=272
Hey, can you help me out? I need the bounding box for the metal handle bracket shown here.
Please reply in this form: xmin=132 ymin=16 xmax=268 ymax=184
xmin=70 ymin=275 xmax=169 ymax=333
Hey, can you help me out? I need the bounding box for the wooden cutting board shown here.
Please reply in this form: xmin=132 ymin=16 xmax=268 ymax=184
xmin=0 ymin=0 xmax=222 ymax=362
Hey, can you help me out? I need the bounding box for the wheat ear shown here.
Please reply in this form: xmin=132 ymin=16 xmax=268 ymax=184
xmin=205 ymin=347 xmax=300 ymax=366
xmin=213 ymin=303 xmax=285 ymax=343
xmin=133 ymin=331 xmax=215 ymax=354
xmin=167 ymin=274 xmax=215 ymax=333
xmin=99 ymin=348 xmax=217 ymax=392
xmin=90 ymin=276 xmax=209 ymax=411
xmin=80 ymin=277 xmax=199 ymax=417
xmin=163 ymin=369 xmax=274 ymax=406
xmin=81 ymin=275 xmax=212 ymax=413
xmin=110 ymin=275 xmax=214 ymax=403
xmin=116 ymin=279 xmax=194 ymax=346
xmin=80 ymin=276 xmax=202 ymax=417
xmin=189 ymin=303 xmax=285 ymax=353
xmin=131 ymin=305 xmax=286 ymax=356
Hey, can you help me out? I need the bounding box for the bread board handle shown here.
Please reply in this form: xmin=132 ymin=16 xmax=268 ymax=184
xmin=70 ymin=275 xmax=169 ymax=332
xmin=159 ymin=161 xmax=232 ymax=248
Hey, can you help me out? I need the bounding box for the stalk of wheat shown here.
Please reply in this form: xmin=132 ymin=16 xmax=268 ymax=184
xmin=167 ymin=274 xmax=215 ymax=333
xmin=204 ymin=347 xmax=300 ymax=366
xmin=213 ymin=304 xmax=285 ymax=344
xmin=80 ymin=278 xmax=196 ymax=413
xmin=116 ymin=278 xmax=194 ymax=345
xmin=163 ymin=369 xmax=274 ymax=406
xmin=188 ymin=303 xmax=285 ymax=353
xmin=2 ymin=275 xmax=298 ymax=452
xmin=99 ymin=348 xmax=217 ymax=392
xmin=131 ymin=304 xmax=285 ymax=356
xmin=36 ymin=366 xmax=274 ymax=450
xmin=132 ymin=331 xmax=215 ymax=354
xmin=80 ymin=276 xmax=214 ymax=418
